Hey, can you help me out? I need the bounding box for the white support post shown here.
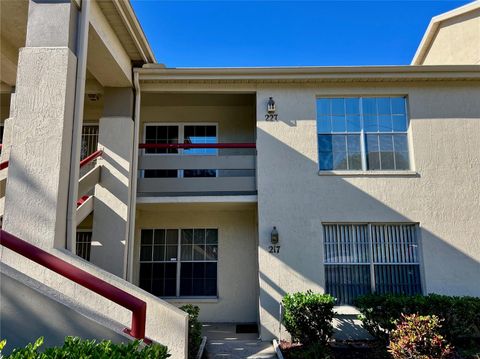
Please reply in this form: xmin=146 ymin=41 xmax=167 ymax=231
xmin=2 ymin=0 xmax=79 ymax=250
xmin=90 ymin=88 xmax=134 ymax=278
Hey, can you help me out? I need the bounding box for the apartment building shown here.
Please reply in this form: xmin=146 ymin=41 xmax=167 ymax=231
xmin=1 ymin=0 xmax=479 ymax=357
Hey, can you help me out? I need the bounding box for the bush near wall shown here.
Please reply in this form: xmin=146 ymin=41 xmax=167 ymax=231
xmin=180 ymin=304 xmax=202 ymax=359
xmin=3 ymin=336 xmax=170 ymax=358
xmin=282 ymin=291 xmax=336 ymax=346
xmin=355 ymin=293 xmax=480 ymax=344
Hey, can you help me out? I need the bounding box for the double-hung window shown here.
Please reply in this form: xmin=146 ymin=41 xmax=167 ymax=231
xmin=324 ymin=223 xmax=422 ymax=305
xmin=317 ymin=97 xmax=410 ymax=171
xmin=139 ymin=228 xmax=218 ymax=298
xmin=144 ymin=124 xmax=217 ymax=178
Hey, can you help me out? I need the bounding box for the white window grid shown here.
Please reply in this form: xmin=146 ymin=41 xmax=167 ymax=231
xmin=316 ymin=96 xmax=411 ymax=171
xmin=139 ymin=228 xmax=219 ymax=298
xmin=142 ymin=123 xmax=218 ymax=178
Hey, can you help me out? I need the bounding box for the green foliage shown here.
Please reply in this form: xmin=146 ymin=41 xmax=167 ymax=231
xmin=355 ymin=293 xmax=480 ymax=344
xmin=5 ymin=336 xmax=170 ymax=359
xmin=282 ymin=291 xmax=335 ymax=346
xmin=180 ymin=305 xmax=202 ymax=359
xmin=288 ymin=343 xmax=332 ymax=359
xmin=388 ymin=314 xmax=454 ymax=359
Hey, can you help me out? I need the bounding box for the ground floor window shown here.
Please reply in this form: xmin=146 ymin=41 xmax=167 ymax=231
xmin=139 ymin=228 xmax=218 ymax=297
xmin=76 ymin=231 xmax=92 ymax=261
xmin=324 ymin=223 xmax=421 ymax=305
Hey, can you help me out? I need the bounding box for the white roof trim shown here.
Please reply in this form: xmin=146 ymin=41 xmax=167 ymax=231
xmin=412 ymin=1 xmax=480 ymax=65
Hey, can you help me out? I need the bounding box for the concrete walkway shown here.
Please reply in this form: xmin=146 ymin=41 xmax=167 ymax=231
xmin=202 ymin=324 xmax=277 ymax=359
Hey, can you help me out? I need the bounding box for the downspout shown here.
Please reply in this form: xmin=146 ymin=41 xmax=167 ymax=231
xmin=67 ymin=0 xmax=90 ymax=252
xmin=126 ymin=70 xmax=141 ymax=282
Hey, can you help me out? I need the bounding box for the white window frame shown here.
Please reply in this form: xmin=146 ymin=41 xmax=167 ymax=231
xmin=139 ymin=227 xmax=219 ymax=299
xmin=142 ymin=122 xmax=219 ymax=178
xmin=316 ymin=96 xmax=412 ymax=172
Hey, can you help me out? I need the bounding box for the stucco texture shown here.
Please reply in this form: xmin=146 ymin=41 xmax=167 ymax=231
xmin=255 ymin=81 xmax=480 ymax=340
xmin=422 ymin=8 xmax=480 ymax=65
xmin=134 ymin=203 xmax=259 ymax=323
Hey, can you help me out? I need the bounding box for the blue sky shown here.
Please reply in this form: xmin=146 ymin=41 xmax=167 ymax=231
xmin=131 ymin=1 xmax=471 ymax=67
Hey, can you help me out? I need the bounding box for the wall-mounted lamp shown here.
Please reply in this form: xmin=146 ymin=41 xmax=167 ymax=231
xmin=271 ymin=226 xmax=279 ymax=244
xmin=267 ymin=97 xmax=276 ymax=113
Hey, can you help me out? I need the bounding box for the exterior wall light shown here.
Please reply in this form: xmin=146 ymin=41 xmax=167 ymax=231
xmin=267 ymin=97 xmax=276 ymax=113
xmin=271 ymin=226 xmax=279 ymax=244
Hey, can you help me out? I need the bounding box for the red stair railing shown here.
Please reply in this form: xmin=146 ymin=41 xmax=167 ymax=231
xmin=0 ymin=229 xmax=148 ymax=341
xmin=80 ymin=149 xmax=103 ymax=168
xmin=0 ymin=149 xmax=103 ymax=172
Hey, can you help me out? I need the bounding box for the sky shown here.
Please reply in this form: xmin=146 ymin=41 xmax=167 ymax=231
xmin=131 ymin=0 xmax=472 ymax=68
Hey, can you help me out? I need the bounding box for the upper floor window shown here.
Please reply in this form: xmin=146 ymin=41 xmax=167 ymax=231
xmin=317 ymin=97 xmax=410 ymax=171
xmin=144 ymin=124 xmax=217 ymax=178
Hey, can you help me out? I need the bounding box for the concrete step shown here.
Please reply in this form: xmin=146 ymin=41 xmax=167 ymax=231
xmin=205 ymin=339 xmax=276 ymax=359
xmin=202 ymin=323 xmax=277 ymax=359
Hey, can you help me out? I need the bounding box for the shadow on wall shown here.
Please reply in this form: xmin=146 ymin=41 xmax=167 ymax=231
xmin=0 ymin=267 xmax=127 ymax=355
xmin=255 ymin=126 xmax=480 ymax=340
xmin=2 ymin=152 xmax=59 ymax=247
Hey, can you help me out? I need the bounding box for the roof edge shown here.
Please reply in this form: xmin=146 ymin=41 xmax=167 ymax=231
xmin=136 ymin=64 xmax=480 ymax=83
xmin=113 ymin=0 xmax=156 ymax=63
xmin=412 ymin=1 xmax=480 ymax=65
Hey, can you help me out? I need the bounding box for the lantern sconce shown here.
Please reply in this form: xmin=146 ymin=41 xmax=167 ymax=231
xmin=267 ymin=97 xmax=276 ymax=113
xmin=271 ymin=226 xmax=279 ymax=244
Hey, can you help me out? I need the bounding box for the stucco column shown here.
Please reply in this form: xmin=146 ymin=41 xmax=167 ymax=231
xmin=2 ymin=0 xmax=78 ymax=249
xmin=90 ymin=88 xmax=134 ymax=278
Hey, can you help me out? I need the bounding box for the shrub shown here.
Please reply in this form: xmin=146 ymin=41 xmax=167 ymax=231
xmin=282 ymin=291 xmax=335 ymax=346
xmin=355 ymin=293 xmax=480 ymax=344
xmin=288 ymin=343 xmax=332 ymax=359
xmin=5 ymin=336 xmax=170 ymax=359
xmin=180 ymin=304 xmax=202 ymax=359
xmin=388 ymin=314 xmax=454 ymax=359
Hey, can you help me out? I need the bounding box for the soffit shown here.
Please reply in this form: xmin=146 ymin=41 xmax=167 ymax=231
xmin=96 ymin=0 xmax=142 ymax=61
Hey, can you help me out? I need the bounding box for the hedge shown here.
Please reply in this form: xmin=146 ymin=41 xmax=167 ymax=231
xmin=180 ymin=304 xmax=202 ymax=359
xmin=355 ymin=293 xmax=480 ymax=344
xmin=3 ymin=336 xmax=170 ymax=359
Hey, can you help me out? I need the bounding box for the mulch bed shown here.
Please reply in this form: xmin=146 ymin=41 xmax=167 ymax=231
xmin=279 ymin=340 xmax=389 ymax=359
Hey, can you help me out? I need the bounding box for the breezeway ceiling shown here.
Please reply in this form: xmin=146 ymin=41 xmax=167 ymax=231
xmin=0 ymin=0 xmax=28 ymax=86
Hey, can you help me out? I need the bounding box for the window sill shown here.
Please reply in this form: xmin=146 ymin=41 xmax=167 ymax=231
xmin=318 ymin=170 xmax=419 ymax=177
xmin=334 ymin=305 xmax=361 ymax=316
xmin=163 ymin=297 xmax=219 ymax=303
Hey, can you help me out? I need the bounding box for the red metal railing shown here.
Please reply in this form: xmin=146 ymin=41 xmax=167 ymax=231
xmin=139 ymin=143 xmax=256 ymax=149
xmin=80 ymin=149 xmax=103 ymax=169
xmin=0 ymin=229 xmax=148 ymax=340
xmin=0 ymin=149 xmax=103 ymax=171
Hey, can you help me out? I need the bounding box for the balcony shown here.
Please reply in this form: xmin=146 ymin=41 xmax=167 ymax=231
xmin=136 ymin=143 xmax=257 ymax=197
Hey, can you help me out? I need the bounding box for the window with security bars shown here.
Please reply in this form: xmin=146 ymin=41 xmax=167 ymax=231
xmin=76 ymin=231 xmax=92 ymax=261
xmin=324 ymin=223 xmax=422 ymax=305
xmin=80 ymin=125 xmax=99 ymax=177
xmin=139 ymin=228 xmax=218 ymax=297
xmin=317 ymin=97 xmax=410 ymax=171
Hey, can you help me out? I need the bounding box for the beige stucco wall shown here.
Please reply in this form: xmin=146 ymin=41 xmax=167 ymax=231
xmin=134 ymin=203 xmax=259 ymax=323
xmin=421 ymin=8 xmax=480 ymax=65
xmin=139 ymin=94 xmax=256 ymax=150
xmin=255 ymin=81 xmax=480 ymax=339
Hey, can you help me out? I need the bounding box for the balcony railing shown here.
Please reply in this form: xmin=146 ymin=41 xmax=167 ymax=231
xmin=137 ymin=143 xmax=256 ymax=196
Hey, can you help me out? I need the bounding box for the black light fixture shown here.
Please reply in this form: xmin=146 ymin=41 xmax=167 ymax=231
xmin=267 ymin=97 xmax=276 ymax=113
xmin=271 ymin=226 xmax=279 ymax=244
